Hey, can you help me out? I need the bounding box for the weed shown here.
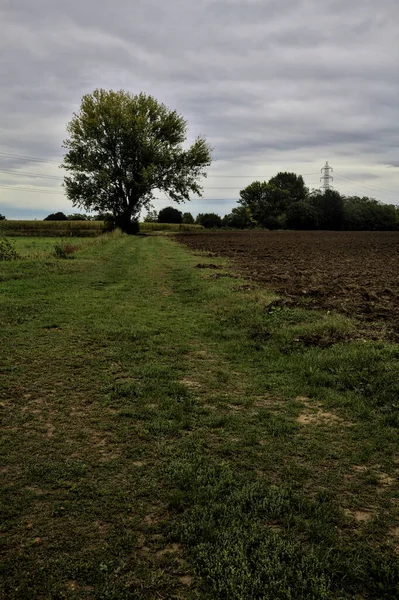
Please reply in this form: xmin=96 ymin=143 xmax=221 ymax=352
xmin=54 ymin=242 xmax=79 ymax=258
xmin=0 ymin=237 xmax=19 ymax=260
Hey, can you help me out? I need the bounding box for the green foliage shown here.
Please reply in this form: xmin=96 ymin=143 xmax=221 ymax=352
xmin=0 ymin=237 xmax=19 ymax=261
xmin=309 ymin=190 xmax=345 ymax=230
xmin=67 ymin=213 xmax=89 ymax=221
xmin=53 ymin=242 xmax=78 ymax=258
xmin=182 ymin=212 xmax=195 ymax=224
xmin=143 ymin=209 xmax=159 ymax=222
xmin=222 ymin=206 xmax=254 ymax=229
xmin=286 ymin=201 xmax=320 ymax=229
xmin=268 ymin=172 xmax=308 ymax=204
xmin=196 ymin=213 xmax=222 ymax=228
xmin=0 ymin=214 xmax=6 ymax=220
xmin=62 ymin=89 xmax=212 ymax=233
xmin=158 ymin=206 xmax=183 ymax=224
xmin=238 ymin=181 xmax=288 ymax=228
xmin=44 ymin=212 xmax=68 ymax=221
xmin=140 ymin=222 xmax=202 ymax=232
xmin=343 ymin=196 xmax=398 ymax=230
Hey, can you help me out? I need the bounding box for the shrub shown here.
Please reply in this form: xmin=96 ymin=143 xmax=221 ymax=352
xmin=182 ymin=212 xmax=195 ymax=224
xmin=54 ymin=242 xmax=78 ymax=258
xmin=67 ymin=213 xmax=89 ymax=221
xmin=158 ymin=206 xmax=183 ymax=224
xmin=0 ymin=214 xmax=6 ymax=220
xmin=44 ymin=212 xmax=68 ymax=221
xmin=0 ymin=238 xmax=18 ymax=261
xmin=196 ymin=213 xmax=222 ymax=228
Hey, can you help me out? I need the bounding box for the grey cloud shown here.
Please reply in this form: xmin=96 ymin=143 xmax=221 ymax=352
xmin=1 ymin=0 xmax=398 ymax=215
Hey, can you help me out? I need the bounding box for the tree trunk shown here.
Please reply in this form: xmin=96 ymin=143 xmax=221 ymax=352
xmin=114 ymin=210 xmax=139 ymax=235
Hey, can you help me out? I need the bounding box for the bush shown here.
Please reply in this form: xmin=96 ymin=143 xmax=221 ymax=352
xmin=0 ymin=238 xmax=18 ymax=261
xmin=54 ymin=242 xmax=78 ymax=258
xmin=44 ymin=212 xmax=68 ymax=221
xmin=143 ymin=210 xmax=158 ymax=223
xmin=0 ymin=214 xmax=6 ymax=221
xmin=196 ymin=213 xmax=222 ymax=228
xmin=158 ymin=206 xmax=183 ymax=224
xmin=286 ymin=201 xmax=320 ymax=229
xmin=222 ymin=207 xmax=254 ymax=229
xmin=67 ymin=213 xmax=89 ymax=221
xmin=182 ymin=212 xmax=195 ymax=224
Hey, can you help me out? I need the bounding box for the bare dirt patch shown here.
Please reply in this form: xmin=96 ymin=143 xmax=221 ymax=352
xmin=344 ymin=508 xmax=374 ymax=523
xmin=178 ymin=231 xmax=399 ymax=340
xmin=296 ymin=396 xmax=350 ymax=426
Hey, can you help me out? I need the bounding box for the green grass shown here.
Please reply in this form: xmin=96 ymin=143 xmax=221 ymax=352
xmin=1 ymin=235 xmax=398 ymax=599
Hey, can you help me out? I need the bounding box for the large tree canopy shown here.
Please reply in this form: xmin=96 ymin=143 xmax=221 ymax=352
xmin=268 ymin=172 xmax=308 ymax=204
xmin=61 ymin=89 xmax=212 ymax=233
xmin=238 ymin=181 xmax=289 ymax=229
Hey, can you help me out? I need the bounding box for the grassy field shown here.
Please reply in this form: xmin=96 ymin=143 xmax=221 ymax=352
xmin=1 ymin=234 xmax=398 ymax=599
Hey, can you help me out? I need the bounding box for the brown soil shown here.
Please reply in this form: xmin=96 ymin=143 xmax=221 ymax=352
xmin=178 ymin=231 xmax=399 ymax=340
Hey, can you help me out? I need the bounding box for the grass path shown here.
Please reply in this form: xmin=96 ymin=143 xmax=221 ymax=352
xmin=1 ymin=234 xmax=398 ymax=599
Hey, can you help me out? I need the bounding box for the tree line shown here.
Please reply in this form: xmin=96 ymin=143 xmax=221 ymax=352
xmin=142 ymin=172 xmax=399 ymax=231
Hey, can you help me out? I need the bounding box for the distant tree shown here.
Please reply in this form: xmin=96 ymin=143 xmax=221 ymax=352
xmin=182 ymin=212 xmax=195 ymax=224
xmin=0 ymin=214 xmax=6 ymax=220
xmin=158 ymin=206 xmax=183 ymax=223
xmin=237 ymin=181 xmax=288 ymax=228
xmin=196 ymin=213 xmax=222 ymax=228
xmin=268 ymin=172 xmax=308 ymax=205
xmin=67 ymin=213 xmax=89 ymax=220
xmin=286 ymin=201 xmax=320 ymax=230
xmin=44 ymin=212 xmax=68 ymax=221
xmin=343 ymin=196 xmax=398 ymax=231
xmin=310 ymin=190 xmax=345 ymax=230
xmin=143 ymin=209 xmax=159 ymax=222
xmin=62 ymin=89 xmax=211 ymax=234
xmin=90 ymin=212 xmax=113 ymax=221
xmin=222 ymin=206 xmax=254 ymax=229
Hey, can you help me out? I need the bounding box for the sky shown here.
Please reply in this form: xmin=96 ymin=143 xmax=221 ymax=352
xmin=0 ymin=0 xmax=398 ymax=219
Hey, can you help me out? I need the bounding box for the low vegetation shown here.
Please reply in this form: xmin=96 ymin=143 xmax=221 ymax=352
xmin=1 ymin=234 xmax=398 ymax=599
xmin=0 ymin=220 xmax=104 ymax=237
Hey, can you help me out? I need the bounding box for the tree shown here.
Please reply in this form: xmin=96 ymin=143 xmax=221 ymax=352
xmin=62 ymin=89 xmax=212 ymax=234
xmin=222 ymin=206 xmax=254 ymax=229
xmin=67 ymin=213 xmax=89 ymax=220
xmin=143 ymin=209 xmax=158 ymax=222
xmin=286 ymin=201 xmax=319 ymax=230
xmin=158 ymin=206 xmax=183 ymax=223
xmin=196 ymin=213 xmax=222 ymax=228
xmin=343 ymin=196 xmax=398 ymax=231
xmin=0 ymin=214 xmax=5 ymax=220
xmin=238 ymin=181 xmax=288 ymax=228
xmin=44 ymin=212 xmax=68 ymax=221
xmin=182 ymin=212 xmax=195 ymax=224
xmin=268 ymin=172 xmax=308 ymax=205
xmin=310 ymin=190 xmax=345 ymax=230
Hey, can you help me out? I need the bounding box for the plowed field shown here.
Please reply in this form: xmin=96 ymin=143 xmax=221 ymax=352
xmin=177 ymin=231 xmax=399 ymax=340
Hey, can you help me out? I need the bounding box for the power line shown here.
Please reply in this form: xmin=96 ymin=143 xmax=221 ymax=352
xmin=334 ymin=172 xmax=397 ymax=196
xmin=0 ymin=184 xmax=65 ymax=196
xmin=207 ymin=172 xmax=320 ymax=178
xmin=0 ymin=151 xmax=62 ymax=165
xmin=0 ymin=168 xmax=63 ymax=180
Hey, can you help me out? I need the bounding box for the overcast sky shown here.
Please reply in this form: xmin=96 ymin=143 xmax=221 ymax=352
xmin=1 ymin=0 xmax=398 ymax=219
